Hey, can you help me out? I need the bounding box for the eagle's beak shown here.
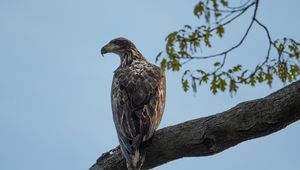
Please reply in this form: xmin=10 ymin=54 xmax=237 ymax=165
xmin=101 ymin=43 xmax=116 ymax=56
xmin=101 ymin=45 xmax=108 ymax=56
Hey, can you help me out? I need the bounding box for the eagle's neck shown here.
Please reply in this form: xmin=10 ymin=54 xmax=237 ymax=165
xmin=120 ymin=48 xmax=145 ymax=67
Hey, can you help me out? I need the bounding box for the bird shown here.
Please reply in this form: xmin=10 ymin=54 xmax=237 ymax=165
xmin=101 ymin=37 xmax=166 ymax=170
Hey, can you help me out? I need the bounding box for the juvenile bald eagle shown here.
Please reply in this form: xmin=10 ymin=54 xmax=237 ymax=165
xmin=101 ymin=38 xmax=166 ymax=170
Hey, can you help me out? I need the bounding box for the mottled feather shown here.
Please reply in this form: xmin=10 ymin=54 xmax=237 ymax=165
xmin=102 ymin=38 xmax=166 ymax=170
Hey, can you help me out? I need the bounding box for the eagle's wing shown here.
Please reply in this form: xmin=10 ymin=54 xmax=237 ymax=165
xmin=111 ymin=63 xmax=165 ymax=155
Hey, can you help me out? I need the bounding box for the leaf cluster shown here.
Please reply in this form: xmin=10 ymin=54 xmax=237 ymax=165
xmin=156 ymin=0 xmax=300 ymax=94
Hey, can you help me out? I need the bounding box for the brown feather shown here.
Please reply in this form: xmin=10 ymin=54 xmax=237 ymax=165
xmin=107 ymin=38 xmax=166 ymax=170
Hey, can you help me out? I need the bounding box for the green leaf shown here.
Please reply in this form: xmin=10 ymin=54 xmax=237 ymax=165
xmin=229 ymin=80 xmax=238 ymax=93
xmin=171 ymin=58 xmax=181 ymax=71
xmin=221 ymin=0 xmax=228 ymax=7
xmin=182 ymin=80 xmax=189 ymax=92
xmin=249 ymin=75 xmax=256 ymax=86
xmin=166 ymin=31 xmax=178 ymax=41
xmin=204 ymin=27 xmax=212 ymax=47
xmin=202 ymin=75 xmax=209 ymax=83
xmin=296 ymin=52 xmax=300 ymax=59
xmin=210 ymin=78 xmax=218 ymax=94
xmin=257 ymin=70 xmax=264 ymax=83
xmin=194 ymin=2 xmax=204 ymax=18
xmin=219 ymin=78 xmax=227 ymax=91
xmin=237 ymin=76 xmax=246 ymax=84
xmin=288 ymin=45 xmax=296 ymax=53
xmin=277 ymin=43 xmax=284 ymax=56
xmin=160 ymin=58 xmax=167 ymax=72
xmin=265 ymin=72 xmax=273 ymax=87
xmin=214 ymin=62 xmax=221 ymax=67
xmin=277 ymin=62 xmax=288 ymax=82
xmin=216 ymin=25 xmax=225 ymax=38
xmin=232 ymin=65 xmax=242 ymax=72
xmin=215 ymin=12 xmax=222 ymax=18
xmin=291 ymin=64 xmax=300 ymax=75
xmin=178 ymin=51 xmax=189 ymax=58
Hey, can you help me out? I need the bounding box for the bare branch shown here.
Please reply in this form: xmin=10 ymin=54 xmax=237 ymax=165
xmin=190 ymin=1 xmax=258 ymax=60
xmin=227 ymin=0 xmax=252 ymax=10
xmin=202 ymin=2 xmax=253 ymax=13
xmin=180 ymin=2 xmax=256 ymax=66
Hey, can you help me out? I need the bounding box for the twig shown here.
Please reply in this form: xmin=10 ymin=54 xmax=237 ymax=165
xmin=189 ymin=1 xmax=257 ymax=60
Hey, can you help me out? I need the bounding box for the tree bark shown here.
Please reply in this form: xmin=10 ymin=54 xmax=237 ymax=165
xmin=89 ymin=80 xmax=300 ymax=170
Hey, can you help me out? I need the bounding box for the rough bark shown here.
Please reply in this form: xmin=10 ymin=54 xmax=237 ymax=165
xmin=90 ymin=80 xmax=300 ymax=170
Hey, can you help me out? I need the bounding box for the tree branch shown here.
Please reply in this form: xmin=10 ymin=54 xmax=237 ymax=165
xmin=187 ymin=1 xmax=257 ymax=61
xmin=90 ymin=80 xmax=300 ymax=170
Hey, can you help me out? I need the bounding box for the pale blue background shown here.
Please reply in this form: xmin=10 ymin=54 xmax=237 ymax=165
xmin=0 ymin=0 xmax=299 ymax=170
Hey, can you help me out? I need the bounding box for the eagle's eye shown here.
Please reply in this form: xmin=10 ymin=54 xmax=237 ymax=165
xmin=101 ymin=37 xmax=136 ymax=56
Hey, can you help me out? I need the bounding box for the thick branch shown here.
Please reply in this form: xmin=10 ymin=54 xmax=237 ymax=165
xmin=90 ymin=80 xmax=300 ymax=170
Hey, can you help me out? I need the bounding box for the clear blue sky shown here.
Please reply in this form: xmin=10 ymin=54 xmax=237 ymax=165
xmin=0 ymin=0 xmax=299 ymax=170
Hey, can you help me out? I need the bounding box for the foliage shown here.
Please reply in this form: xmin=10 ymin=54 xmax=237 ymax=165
xmin=156 ymin=0 xmax=300 ymax=94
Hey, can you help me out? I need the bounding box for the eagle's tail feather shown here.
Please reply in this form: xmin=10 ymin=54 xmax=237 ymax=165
xmin=127 ymin=146 xmax=146 ymax=170
xmin=125 ymin=134 xmax=147 ymax=170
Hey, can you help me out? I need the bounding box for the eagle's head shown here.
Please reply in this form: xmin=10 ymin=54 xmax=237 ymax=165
xmin=101 ymin=37 xmax=137 ymax=56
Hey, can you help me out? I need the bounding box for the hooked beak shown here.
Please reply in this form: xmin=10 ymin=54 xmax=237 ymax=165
xmin=101 ymin=43 xmax=117 ymax=56
xmin=100 ymin=45 xmax=108 ymax=56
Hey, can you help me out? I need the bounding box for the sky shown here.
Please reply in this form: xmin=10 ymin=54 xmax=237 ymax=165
xmin=0 ymin=0 xmax=299 ymax=170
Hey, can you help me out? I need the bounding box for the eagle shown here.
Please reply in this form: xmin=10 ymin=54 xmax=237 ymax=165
xmin=101 ymin=38 xmax=166 ymax=170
